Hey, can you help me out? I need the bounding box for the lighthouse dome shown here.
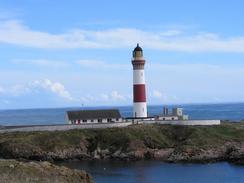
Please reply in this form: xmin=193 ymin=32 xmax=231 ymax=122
xmin=134 ymin=43 xmax=143 ymax=52
xmin=133 ymin=43 xmax=143 ymax=58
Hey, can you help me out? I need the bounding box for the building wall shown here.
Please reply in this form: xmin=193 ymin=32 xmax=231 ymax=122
xmin=0 ymin=120 xmax=221 ymax=133
xmin=172 ymin=108 xmax=183 ymax=116
xmin=0 ymin=122 xmax=133 ymax=133
xmin=155 ymin=120 xmax=221 ymax=126
xmin=158 ymin=116 xmax=179 ymax=121
xmin=68 ymin=118 xmax=122 ymax=125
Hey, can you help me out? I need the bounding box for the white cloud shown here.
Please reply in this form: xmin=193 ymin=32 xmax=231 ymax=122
xmin=0 ymin=20 xmax=103 ymax=49
xmin=12 ymin=59 xmax=69 ymax=68
xmin=32 ymin=79 xmax=73 ymax=101
xmin=100 ymin=93 xmax=109 ymax=101
xmin=80 ymin=94 xmax=96 ymax=103
xmin=0 ymin=62 xmax=244 ymax=106
xmin=1 ymin=19 xmax=244 ymax=52
xmin=0 ymin=80 xmax=73 ymax=101
xmin=152 ymin=90 xmax=163 ymax=98
xmin=159 ymin=30 xmax=182 ymax=36
xmin=111 ymin=90 xmax=125 ymax=101
xmin=80 ymin=91 xmax=127 ymax=104
xmin=147 ymin=63 xmax=244 ymax=103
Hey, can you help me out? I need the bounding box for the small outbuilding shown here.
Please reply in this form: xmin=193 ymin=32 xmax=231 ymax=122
xmin=66 ymin=109 xmax=123 ymax=124
xmin=156 ymin=107 xmax=189 ymax=121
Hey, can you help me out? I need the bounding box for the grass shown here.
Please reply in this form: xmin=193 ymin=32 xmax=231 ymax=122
xmin=0 ymin=159 xmax=92 ymax=183
xmin=1 ymin=122 xmax=244 ymax=158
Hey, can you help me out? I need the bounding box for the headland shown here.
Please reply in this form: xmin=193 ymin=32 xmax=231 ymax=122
xmin=0 ymin=121 xmax=244 ymax=164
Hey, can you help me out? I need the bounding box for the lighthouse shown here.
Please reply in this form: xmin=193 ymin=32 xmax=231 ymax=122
xmin=132 ymin=44 xmax=147 ymax=118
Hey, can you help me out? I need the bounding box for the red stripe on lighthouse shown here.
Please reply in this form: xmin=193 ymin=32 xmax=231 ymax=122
xmin=133 ymin=84 xmax=146 ymax=102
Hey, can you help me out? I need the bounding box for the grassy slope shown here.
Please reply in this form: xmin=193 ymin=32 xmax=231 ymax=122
xmin=0 ymin=159 xmax=92 ymax=183
xmin=1 ymin=122 xmax=244 ymax=159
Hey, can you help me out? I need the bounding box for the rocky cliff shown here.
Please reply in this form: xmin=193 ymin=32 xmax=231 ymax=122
xmin=0 ymin=122 xmax=244 ymax=164
xmin=0 ymin=159 xmax=92 ymax=183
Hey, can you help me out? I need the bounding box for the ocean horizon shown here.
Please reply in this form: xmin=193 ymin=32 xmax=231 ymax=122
xmin=0 ymin=102 xmax=244 ymax=126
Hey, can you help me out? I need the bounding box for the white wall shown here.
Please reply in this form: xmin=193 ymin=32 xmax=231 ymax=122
xmin=133 ymin=102 xmax=147 ymax=118
xmin=69 ymin=118 xmax=123 ymax=124
xmin=158 ymin=116 xmax=179 ymax=120
xmin=155 ymin=120 xmax=221 ymax=126
xmin=0 ymin=120 xmax=221 ymax=133
xmin=133 ymin=70 xmax=145 ymax=84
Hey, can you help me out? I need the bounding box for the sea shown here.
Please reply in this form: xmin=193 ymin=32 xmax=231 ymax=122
xmin=1 ymin=102 xmax=244 ymax=183
xmin=0 ymin=102 xmax=244 ymax=126
xmin=58 ymin=160 xmax=244 ymax=183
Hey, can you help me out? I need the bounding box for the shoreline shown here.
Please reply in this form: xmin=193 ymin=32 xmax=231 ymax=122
xmin=0 ymin=122 xmax=244 ymax=165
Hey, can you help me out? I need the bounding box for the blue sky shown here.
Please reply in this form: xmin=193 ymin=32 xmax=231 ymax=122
xmin=0 ymin=0 xmax=244 ymax=109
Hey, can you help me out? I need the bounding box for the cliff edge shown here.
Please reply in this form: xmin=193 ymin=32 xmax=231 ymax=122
xmin=0 ymin=122 xmax=244 ymax=164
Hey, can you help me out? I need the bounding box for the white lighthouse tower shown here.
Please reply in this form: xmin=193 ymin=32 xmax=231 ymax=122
xmin=132 ymin=44 xmax=147 ymax=118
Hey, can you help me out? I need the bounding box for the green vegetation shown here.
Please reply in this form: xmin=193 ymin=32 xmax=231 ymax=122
xmin=1 ymin=122 xmax=244 ymax=162
xmin=0 ymin=159 xmax=92 ymax=183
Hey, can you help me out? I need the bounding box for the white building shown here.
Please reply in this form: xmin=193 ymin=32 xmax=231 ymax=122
xmin=156 ymin=107 xmax=189 ymax=121
xmin=66 ymin=109 xmax=123 ymax=124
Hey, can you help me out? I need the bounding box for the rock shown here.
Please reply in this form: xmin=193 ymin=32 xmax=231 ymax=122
xmin=0 ymin=159 xmax=93 ymax=183
xmin=111 ymin=149 xmax=122 ymax=158
xmin=100 ymin=149 xmax=110 ymax=159
xmin=93 ymin=149 xmax=100 ymax=159
xmin=127 ymin=150 xmax=146 ymax=159
xmin=230 ymin=159 xmax=244 ymax=165
xmin=153 ymin=148 xmax=174 ymax=159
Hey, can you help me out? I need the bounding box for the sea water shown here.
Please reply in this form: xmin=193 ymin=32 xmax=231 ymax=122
xmin=58 ymin=160 xmax=244 ymax=183
xmin=0 ymin=103 xmax=243 ymax=126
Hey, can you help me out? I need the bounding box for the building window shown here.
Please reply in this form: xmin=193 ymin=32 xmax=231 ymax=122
xmin=98 ymin=119 xmax=102 ymax=123
xmin=116 ymin=118 xmax=119 ymax=121
xmin=172 ymin=117 xmax=174 ymax=120
xmin=107 ymin=118 xmax=112 ymax=122
xmin=83 ymin=119 xmax=87 ymax=123
xmin=163 ymin=118 xmax=165 ymax=121
xmin=91 ymin=119 xmax=94 ymax=122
